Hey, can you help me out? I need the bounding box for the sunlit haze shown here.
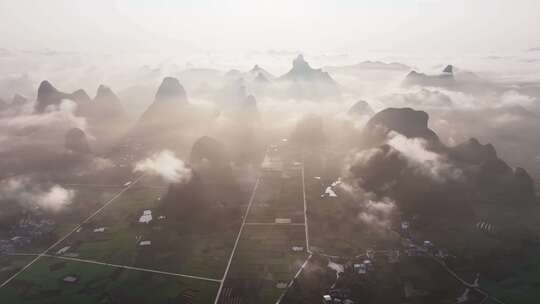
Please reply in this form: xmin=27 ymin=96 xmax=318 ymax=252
xmin=1 ymin=1 xmax=540 ymax=303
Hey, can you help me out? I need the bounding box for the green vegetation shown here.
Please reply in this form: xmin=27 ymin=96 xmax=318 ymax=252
xmin=0 ymin=255 xmax=35 ymax=283
xmin=49 ymin=186 xmax=238 ymax=278
xmin=304 ymin=156 xmax=399 ymax=257
xmin=17 ymin=186 xmax=122 ymax=254
xmin=0 ymin=257 xmax=218 ymax=304
xmin=225 ymin=224 xmax=308 ymax=303
xmin=249 ymin=169 xmax=304 ymax=223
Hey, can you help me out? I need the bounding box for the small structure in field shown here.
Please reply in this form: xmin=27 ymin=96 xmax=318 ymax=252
xmin=139 ymin=210 xmax=153 ymax=224
xmin=275 ymin=218 xmax=292 ymax=224
xmin=63 ymin=275 xmax=79 ymax=283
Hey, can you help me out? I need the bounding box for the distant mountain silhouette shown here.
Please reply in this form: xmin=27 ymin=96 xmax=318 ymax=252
xmin=403 ymin=65 xmax=455 ymax=88
xmin=138 ymin=77 xmax=189 ymax=128
xmin=71 ymin=89 xmax=91 ymax=103
xmin=35 ymin=80 xmax=71 ymax=113
xmin=351 ymin=107 xmax=536 ymax=217
xmin=70 ymin=89 xmax=92 ymax=117
xmin=93 ymin=85 xmax=126 ymax=119
xmin=402 ymin=65 xmax=503 ymax=94
xmin=153 ymin=77 xmax=188 ymax=104
xmin=33 ymin=81 xmax=126 ymax=124
xmin=279 ymin=55 xmax=336 ymax=84
xmin=362 ymin=107 xmax=439 ymax=146
xmin=348 ymin=100 xmax=374 ymax=117
xmin=442 ymin=64 xmax=454 ymax=74
xmin=274 ymin=55 xmax=341 ymax=100
xmin=450 ymin=138 xmax=497 ymax=164
xmin=248 ymin=65 xmax=275 ymax=81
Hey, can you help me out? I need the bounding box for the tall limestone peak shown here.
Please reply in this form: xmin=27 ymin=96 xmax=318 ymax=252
xmin=403 ymin=66 xmax=456 ymax=87
xmin=93 ymin=84 xmax=125 ymax=118
xmin=251 ymin=64 xmax=262 ymax=72
xmin=292 ymin=54 xmax=310 ymax=70
xmin=37 ymin=80 xmax=58 ymax=97
xmin=365 ymin=108 xmax=434 ymax=138
xmin=348 ymin=100 xmax=375 ymax=117
xmin=35 ymin=80 xmax=70 ymax=113
xmin=95 ymin=85 xmax=119 ymax=101
xmin=451 ymin=138 xmax=497 ymax=164
xmin=249 ymin=65 xmax=274 ymax=81
xmin=363 ymin=107 xmax=439 ymax=146
xmin=279 ymin=54 xmax=335 ymax=83
xmin=443 ymin=65 xmax=454 ymax=74
xmin=137 ymin=77 xmax=190 ymax=131
xmin=71 ymin=89 xmax=92 ymax=103
xmin=154 ymin=77 xmax=187 ymax=104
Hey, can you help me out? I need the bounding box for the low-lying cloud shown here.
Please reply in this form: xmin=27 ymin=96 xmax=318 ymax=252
xmin=134 ymin=150 xmax=192 ymax=183
xmin=0 ymin=177 xmax=75 ymax=212
xmin=357 ymin=197 xmax=396 ymax=229
xmin=0 ymin=99 xmax=88 ymax=153
xmin=386 ymin=132 xmax=463 ymax=182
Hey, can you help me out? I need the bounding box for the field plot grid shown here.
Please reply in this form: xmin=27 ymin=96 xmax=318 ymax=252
xmin=47 ymin=186 xmax=237 ymax=279
xmin=219 ymin=225 xmax=308 ymax=304
xmin=0 ymin=257 xmax=218 ymax=304
xmin=217 ymin=156 xmax=309 ymax=304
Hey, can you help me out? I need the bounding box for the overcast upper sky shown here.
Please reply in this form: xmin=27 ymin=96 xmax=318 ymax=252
xmin=1 ymin=0 xmax=539 ymax=55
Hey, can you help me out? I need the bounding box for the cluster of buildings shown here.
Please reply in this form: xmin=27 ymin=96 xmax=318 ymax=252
xmin=476 ymin=221 xmax=496 ymax=234
xmin=0 ymin=215 xmax=56 ymax=253
xmin=322 ymin=289 xmax=355 ymax=304
xmin=136 ymin=206 xmax=165 ymax=248
xmin=12 ymin=216 xmax=55 ymax=238
xmin=316 ymin=216 xmax=452 ymax=303
xmin=396 ymin=217 xmax=449 ymax=258
xmin=321 ymin=178 xmax=342 ymax=198
xmin=317 ymin=214 xmax=479 ymax=304
xmin=139 ymin=210 xmax=153 ymax=224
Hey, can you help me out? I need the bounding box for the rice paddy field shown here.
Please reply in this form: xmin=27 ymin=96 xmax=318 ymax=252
xmin=248 ymin=168 xmax=304 ymax=224
xmin=0 ymin=256 xmax=219 ymax=304
xmin=48 ymin=186 xmax=239 ymax=279
xmin=221 ymin=224 xmax=308 ymax=304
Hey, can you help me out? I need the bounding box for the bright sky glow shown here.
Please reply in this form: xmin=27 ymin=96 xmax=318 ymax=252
xmin=0 ymin=0 xmax=539 ymax=54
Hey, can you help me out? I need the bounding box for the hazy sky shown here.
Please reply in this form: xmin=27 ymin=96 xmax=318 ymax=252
xmin=1 ymin=0 xmax=539 ymax=55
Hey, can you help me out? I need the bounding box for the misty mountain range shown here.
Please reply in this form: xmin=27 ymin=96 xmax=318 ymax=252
xmin=1 ymin=51 xmax=540 ymax=304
